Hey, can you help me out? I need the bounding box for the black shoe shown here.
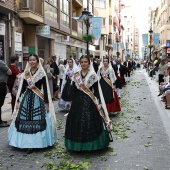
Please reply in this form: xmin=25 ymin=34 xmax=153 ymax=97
xmin=27 ymin=149 xmax=34 ymax=154
xmin=157 ymin=94 xmax=162 ymax=96
xmin=0 ymin=122 xmax=10 ymax=127
xmin=1 ymin=120 xmax=7 ymax=124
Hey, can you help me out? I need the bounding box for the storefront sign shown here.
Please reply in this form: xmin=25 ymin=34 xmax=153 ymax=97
xmin=23 ymin=46 xmax=35 ymax=54
xmin=15 ymin=32 xmax=22 ymax=43
xmin=23 ymin=53 xmax=30 ymax=61
xmin=23 ymin=46 xmax=29 ymax=53
xmin=0 ymin=39 xmax=5 ymax=61
xmin=29 ymin=46 xmax=35 ymax=53
xmin=61 ymin=36 xmax=70 ymax=42
xmin=15 ymin=42 xmax=22 ymax=51
xmin=36 ymin=25 xmax=50 ymax=35
xmin=0 ymin=23 xmax=5 ymax=35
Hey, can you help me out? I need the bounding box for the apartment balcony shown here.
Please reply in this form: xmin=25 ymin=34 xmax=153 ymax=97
xmin=19 ymin=0 xmax=43 ymax=24
xmin=72 ymin=0 xmax=83 ymax=8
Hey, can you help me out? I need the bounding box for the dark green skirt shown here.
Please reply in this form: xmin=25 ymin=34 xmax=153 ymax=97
xmin=65 ymin=125 xmax=110 ymax=151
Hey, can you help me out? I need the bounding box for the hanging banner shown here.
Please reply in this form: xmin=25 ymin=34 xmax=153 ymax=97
xmin=124 ymin=50 xmax=127 ymax=56
xmin=141 ymin=47 xmax=144 ymax=57
xmin=129 ymin=49 xmax=132 ymax=57
xmin=113 ymin=43 xmax=117 ymax=51
xmin=142 ymin=34 xmax=148 ymax=46
xmin=120 ymin=42 xmax=125 ymax=50
xmin=153 ymin=33 xmax=160 ymax=45
xmin=92 ymin=17 xmax=102 ymax=38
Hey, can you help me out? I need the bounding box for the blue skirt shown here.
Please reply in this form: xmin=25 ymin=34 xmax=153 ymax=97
xmin=8 ymin=90 xmax=57 ymax=148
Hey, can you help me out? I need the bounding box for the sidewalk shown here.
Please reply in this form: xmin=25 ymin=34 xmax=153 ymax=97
xmin=1 ymin=93 xmax=12 ymax=123
xmin=143 ymin=70 xmax=170 ymax=119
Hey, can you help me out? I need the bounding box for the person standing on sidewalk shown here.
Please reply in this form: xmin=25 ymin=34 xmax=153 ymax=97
xmin=58 ymin=60 xmax=65 ymax=91
xmin=0 ymin=60 xmax=12 ymax=127
xmin=8 ymin=55 xmax=21 ymax=113
xmin=8 ymin=54 xmax=57 ymax=149
xmin=123 ymin=57 xmax=132 ymax=82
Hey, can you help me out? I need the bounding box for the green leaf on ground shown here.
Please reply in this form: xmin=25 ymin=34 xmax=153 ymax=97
xmin=101 ymin=156 xmax=107 ymax=161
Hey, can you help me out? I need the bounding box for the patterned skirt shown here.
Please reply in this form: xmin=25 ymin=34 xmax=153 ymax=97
xmin=8 ymin=89 xmax=57 ymax=148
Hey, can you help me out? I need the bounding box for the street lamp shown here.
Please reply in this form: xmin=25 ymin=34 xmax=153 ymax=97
xmin=82 ymin=8 xmax=93 ymax=55
xmin=148 ymin=28 xmax=153 ymax=61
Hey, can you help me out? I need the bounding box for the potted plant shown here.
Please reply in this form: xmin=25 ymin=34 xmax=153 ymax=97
xmin=82 ymin=34 xmax=95 ymax=42
xmin=148 ymin=44 xmax=154 ymax=48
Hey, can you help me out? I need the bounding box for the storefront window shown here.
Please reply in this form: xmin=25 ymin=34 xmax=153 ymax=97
xmin=45 ymin=0 xmax=58 ymax=22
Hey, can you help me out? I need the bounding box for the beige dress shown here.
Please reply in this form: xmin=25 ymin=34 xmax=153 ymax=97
xmin=44 ymin=64 xmax=54 ymax=97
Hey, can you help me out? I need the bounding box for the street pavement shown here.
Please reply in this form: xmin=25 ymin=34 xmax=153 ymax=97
xmin=1 ymin=68 xmax=170 ymax=170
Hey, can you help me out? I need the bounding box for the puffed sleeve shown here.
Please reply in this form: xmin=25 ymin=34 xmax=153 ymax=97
xmin=42 ymin=76 xmax=49 ymax=103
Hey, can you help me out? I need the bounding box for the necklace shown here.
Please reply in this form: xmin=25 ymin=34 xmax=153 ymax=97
xmin=30 ymin=68 xmax=38 ymax=76
xmin=81 ymin=70 xmax=88 ymax=80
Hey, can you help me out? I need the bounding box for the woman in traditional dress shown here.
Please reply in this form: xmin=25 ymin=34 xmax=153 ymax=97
xmin=8 ymin=54 xmax=57 ymax=149
xmin=59 ymin=58 xmax=77 ymax=110
xmin=98 ymin=57 xmax=121 ymax=114
xmin=65 ymin=55 xmax=112 ymax=151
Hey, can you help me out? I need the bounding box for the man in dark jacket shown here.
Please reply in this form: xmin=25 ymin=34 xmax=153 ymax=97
xmin=123 ymin=57 xmax=132 ymax=82
xmin=113 ymin=58 xmax=126 ymax=99
xmin=89 ymin=54 xmax=98 ymax=73
xmin=51 ymin=55 xmax=59 ymax=91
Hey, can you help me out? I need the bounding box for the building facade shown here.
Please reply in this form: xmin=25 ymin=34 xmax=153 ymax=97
xmin=0 ymin=0 xmax=17 ymax=64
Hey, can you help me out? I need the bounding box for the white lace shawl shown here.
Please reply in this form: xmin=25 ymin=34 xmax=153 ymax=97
xmin=61 ymin=58 xmax=77 ymax=93
xmin=9 ymin=60 xmax=57 ymax=136
xmin=97 ymin=62 xmax=117 ymax=84
xmin=73 ymin=65 xmax=111 ymax=128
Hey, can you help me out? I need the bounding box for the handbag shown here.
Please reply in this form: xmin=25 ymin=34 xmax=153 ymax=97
xmin=12 ymin=74 xmax=21 ymax=96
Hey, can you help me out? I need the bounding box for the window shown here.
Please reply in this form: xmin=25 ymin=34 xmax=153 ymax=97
xmin=95 ymin=0 xmax=106 ymax=8
xmin=45 ymin=0 xmax=58 ymax=22
xmin=109 ymin=16 xmax=112 ymax=25
xmin=102 ymin=17 xmax=106 ymax=27
xmin=60 ymin=0 xmax=70 ymax=27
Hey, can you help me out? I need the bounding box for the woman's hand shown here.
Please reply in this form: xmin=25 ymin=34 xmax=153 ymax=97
xmin=53 ymin=76 xmax=56 ymax=79
xmin=97 ymin=104 xmax=102 ymax=111
xmin=112 ymin=85 xmax=116 ymax=91
xmin=45 ymin=103 xmax=49 ymax=112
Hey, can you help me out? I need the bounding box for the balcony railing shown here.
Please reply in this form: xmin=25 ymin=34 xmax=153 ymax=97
xmin=19 ymin=0 xmax=43 ymax=16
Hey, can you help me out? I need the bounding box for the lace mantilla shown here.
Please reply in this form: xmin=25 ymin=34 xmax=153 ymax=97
xmin=24 ymin=68 xmax=45 ymax=83
xmin=74 ymin=70 xmax=98 ymax=89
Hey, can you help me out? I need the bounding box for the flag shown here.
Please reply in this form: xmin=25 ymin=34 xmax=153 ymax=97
xmin=142 ymin=34 xmax=148 ymax=46
xmin=92 ymin=17 xmax=102 ymax=38
xmin=153 ymin=33 xmax=160 ymax=45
